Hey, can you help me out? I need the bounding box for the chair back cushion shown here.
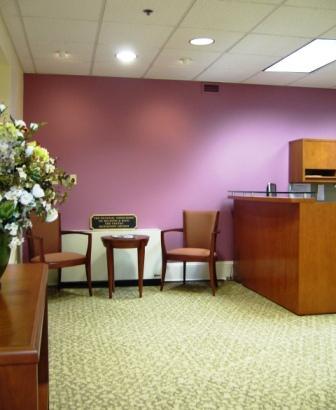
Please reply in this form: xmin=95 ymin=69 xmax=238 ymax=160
xmin=183 ymin=210 xmax=219 ymax=249
xmin=28 ymin=213 xmax=61 ymax=257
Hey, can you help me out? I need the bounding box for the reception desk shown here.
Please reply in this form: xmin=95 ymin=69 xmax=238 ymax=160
xmin=231 ymin=196 xmax=336 ymax=315
xmin=0 ymin=263 xmax=49 ymax=409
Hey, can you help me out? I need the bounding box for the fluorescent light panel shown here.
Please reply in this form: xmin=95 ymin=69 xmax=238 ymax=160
xmin=265 ymin=39 xmax=336 ymax=73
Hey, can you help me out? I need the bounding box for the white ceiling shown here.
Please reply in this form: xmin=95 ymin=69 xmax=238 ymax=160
xmin=1 ymin=0 xmax=336 ymax=88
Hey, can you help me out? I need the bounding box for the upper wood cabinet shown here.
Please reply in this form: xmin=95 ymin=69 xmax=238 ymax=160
xmin=289 ymin=139 xmax=336 ymax=183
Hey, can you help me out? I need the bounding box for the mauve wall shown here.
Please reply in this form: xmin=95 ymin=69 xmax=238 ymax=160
xmin=24 ymin=74 xmax=336 ymax=260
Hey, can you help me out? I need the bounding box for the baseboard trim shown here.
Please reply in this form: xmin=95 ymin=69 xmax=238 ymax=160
xmin=55 ymin=261 xmax=234 ymax=289
xmin=159 ymin=260 xmax=233 ymax=282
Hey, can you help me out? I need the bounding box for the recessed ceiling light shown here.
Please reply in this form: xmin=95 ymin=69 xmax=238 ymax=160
xmin=116 ymin=50 xmax=137 ymax=63
xmin=178 ymin=57 xmax=193 ymax=65
xmin=189 ymin=37 xmax=214 ymax=46
xmin=55 ymin=50 xmax=70 ymax=59
xmin=265 ymin=39 xmax=336 ymax=73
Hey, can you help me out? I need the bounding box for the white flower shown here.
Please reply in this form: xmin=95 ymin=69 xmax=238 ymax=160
xmin=0 ymin=110 xmax=73 ymax=252
xmin=41 ymin=201 xmax=51 ymax=211
xmin=32 ymin=184 xmax=45 ymax=198
xmin=30 ymin=122 xmax=39 ymax=131
xmin=17 ymin=167 xmax=27 ymax=180
xmin=5 ymin=222 xmax=19 ymax=236
xmin=5 ymin=187 xmax=22 ymax=202
xmin=45 ymin=163 xmax=55 ymax=173
xmin=9 ymin=236 xmax=24 ymax=249
xmin=46 ymin=208 xmax=58 ymax=222
xmin=20 ymin=190 xmax=34 ymax=206
xmin=14 ymin=119 xmax=26 ymax=128
xmin=25 ymin=145 xmax=34 ymax=156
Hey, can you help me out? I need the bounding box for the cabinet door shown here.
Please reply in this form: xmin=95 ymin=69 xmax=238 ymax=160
xmin=304 ymin=140 xmax=336 ymax=169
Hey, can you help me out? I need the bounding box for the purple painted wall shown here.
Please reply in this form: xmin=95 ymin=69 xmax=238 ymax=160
xmin=24 ymin=74 xmax=336 ymax=260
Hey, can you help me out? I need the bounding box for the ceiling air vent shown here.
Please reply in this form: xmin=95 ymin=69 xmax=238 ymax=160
xmin=202 ymin=83 xmax=220 ymax=93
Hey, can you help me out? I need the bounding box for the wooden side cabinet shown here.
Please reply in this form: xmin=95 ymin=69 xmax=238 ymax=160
xmin=289 ymin=138 xmax=336 ymax=183
xmin=0 ymin=263 xmax=49 ymax=410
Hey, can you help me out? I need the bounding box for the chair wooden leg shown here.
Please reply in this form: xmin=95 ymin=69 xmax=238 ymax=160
xmin=160 ymin=259 xmax=167 ymax=291
xmin=85 ymin=263 xmax=93 ymax=296
xmin=213 ymin=259 xmax=218 ymax=288
xmin=208 ymin=260 xmax=216 ymax=296
xmin=183 ymin=261 xmax=186 ymax=285
xmin=57 ymin=269 xmax=62 ymax=291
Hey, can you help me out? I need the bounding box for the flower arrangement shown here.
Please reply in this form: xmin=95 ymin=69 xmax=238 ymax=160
xmin=0 ymin=103 xmax=73 ymax=251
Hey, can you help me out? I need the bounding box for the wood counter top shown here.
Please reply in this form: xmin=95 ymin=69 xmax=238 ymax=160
xmin=228 ymin=195 xmax=315 ymax=203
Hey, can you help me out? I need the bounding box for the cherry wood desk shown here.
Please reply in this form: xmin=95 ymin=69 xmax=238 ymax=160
xmin=231 ymin=196 xmax=336 ymax=315
xmin=0 ymin=263 xmax=49 ymax=409
xmin=101 ymin=235 xmax=149 ymax=298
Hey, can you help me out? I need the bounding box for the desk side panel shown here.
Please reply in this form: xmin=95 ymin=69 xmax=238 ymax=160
xmin=0 ymin=365 xmax=38 ymax=410
xmin=233 ymin=200 xmax=300 ymax=313
xmin=298 ymin=202 xmax=336 ymax=314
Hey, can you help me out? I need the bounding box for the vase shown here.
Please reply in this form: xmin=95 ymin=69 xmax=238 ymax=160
xmin=0 ymin=231 xmax=11 ymax=286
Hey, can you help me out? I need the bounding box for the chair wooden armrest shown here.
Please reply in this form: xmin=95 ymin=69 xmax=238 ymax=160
xmin=61 ymin=230 xmax=92 ymax=260
xmin=210 ymin=230 xmax=221 ymax=253
xmin=161 ymin=228 xmax=183 ymax=255
xmin=26 ymin=233 xmax=46 ymax=262
xmin=161 ymin=228 xmax=183 ymax=234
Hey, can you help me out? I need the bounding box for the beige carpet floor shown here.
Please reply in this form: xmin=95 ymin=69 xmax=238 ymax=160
xmin=48 ymin=281 xmax=336 ymax=409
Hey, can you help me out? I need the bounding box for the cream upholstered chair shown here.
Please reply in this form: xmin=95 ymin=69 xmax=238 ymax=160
xmin=160 ymin=210 xmax=220 ymax=295
xmin=27 ymin=213 xmax=93 ymax=295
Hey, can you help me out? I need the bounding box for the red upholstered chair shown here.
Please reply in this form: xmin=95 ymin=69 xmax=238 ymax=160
xmin=27 ymin=213 xmax=92 ymax=296
xmin=160 ymin=210 xmax=220 ymax=295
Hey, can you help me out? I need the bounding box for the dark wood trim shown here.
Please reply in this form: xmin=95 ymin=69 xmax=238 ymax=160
xmin=57 ymin=279 xmax=161 ymax=288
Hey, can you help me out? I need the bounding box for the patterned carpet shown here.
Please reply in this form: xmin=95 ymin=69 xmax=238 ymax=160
xmin=48 ymin=282 xmax=336 ymax=409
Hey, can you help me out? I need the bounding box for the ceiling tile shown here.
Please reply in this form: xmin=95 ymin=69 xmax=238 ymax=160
xmin=92 ymin=60 xmax=148 ymax=78
xmin=1 ymin=15 xmax=31 ymax=59
xmin=253 ymin=6 xmax=336 ymax=37
xmin=0 ymin=14 xmax=35 ymax=72
xmin=285 ymin=0 xmax=336 ymax=9
xmin=1 ymin=0 xmax=336 ymax=88
xmin=0 ymin=0 xmax=19 ymax=16
xmin=230 ymin=34 xmax=309 ymax=57
xmin=165 ymin=27 xmax=245 ymax=53
xmin=23 ymin=17 xmax=98 ymax=45
xmin=243 ymin=0 xmax=283 ymax=3
xmin=181 ymin=0 xmax=276 ymax=31
xmin=18 ymin=0 xmax=103 ymax=20
xmin=321 ymin=27 xmax=336 ymax=39
xmin=146 ymin=48 xmax=220 ymax=80
xmin=35 ymin=58 xmax=91 ymax=75
xmin=30 ymin=42 xmax=94 ymax=61
xmin=290 ymin=61 xmax=336 ymax=88
xmin=197 ymin=53 xmax=275 ymax=83
xmin=289 ymin=82 xmax=335 ymax=89
xmin=153 ymin=48 xmax=220 ymax=66
xmin=98 ymin=22 xmax=173 ymax=51
xmin=20 ymin=57 xmax=35 ymax=72
xmin=244 ymin=71 xmax=306 ymax=86
xmin=103 ymin=0 xmax=193 ymax=25
xmin=145 ymin=66 xmax=202 ymax=81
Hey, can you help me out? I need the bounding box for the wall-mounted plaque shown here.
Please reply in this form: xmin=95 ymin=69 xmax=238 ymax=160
xmin=90 ymin=214 xmax=137 ymax=230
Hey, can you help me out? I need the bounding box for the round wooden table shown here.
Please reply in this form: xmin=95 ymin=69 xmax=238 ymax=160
xmin=101 ymin=235 xmax=149 ymax=298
